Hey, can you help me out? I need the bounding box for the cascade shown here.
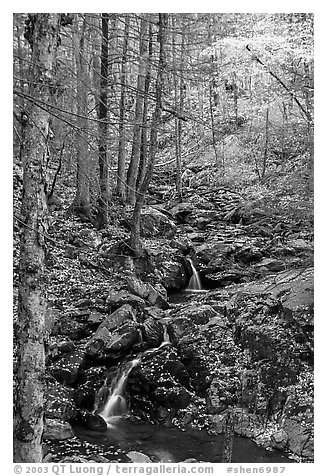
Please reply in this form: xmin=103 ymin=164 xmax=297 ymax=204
xmin=162 ymin=324 xmax=171 ymax=344
xmin=97 ymin=328 xmax=171 ymax=423
xmin=186 ymin=257 xmax=202 ymax=291
xmin=98 ymin=358 xmax=140 ymax=422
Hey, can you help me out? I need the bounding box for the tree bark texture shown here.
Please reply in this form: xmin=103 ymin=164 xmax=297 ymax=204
xmin=137 ymin=17 xmax=153 ymax=189
xmin=126 ymin=17 xmax=148 ymax=205
xmin=14 ymin=13 xmax=61 ymax=463
xmin=117 ymin=14 xmax=130 ymax=199
xmin=172 ymin=15 xmax=185 ymax=197
xmin=97 ymin=13 xmax=110 ymax=227
xmin=72 ymin=16 xmax=91 ymax=219
xmin=222 ymin=407 xmax=235 ymax=463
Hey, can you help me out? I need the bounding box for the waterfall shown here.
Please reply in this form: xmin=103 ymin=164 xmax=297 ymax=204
xmin=163 ymin=324 xmax=171 ymax=344
xmin=98 ymin=358 xmax=140 ymax=422
xmin=186 ymin=257 xmax=202 ymax=291
xmin=97 ymin=324 xmax=171 ymax=424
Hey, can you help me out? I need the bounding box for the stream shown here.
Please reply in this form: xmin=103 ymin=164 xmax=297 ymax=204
xmin=49 ymin=417 xmax=293 ymax=463
xmin=46 ymin=260 xmax=295 ymax=463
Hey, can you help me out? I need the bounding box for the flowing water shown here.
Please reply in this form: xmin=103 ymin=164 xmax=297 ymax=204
xmin=97 ymin=324 xmax=172 ymax=423
xmin=186 ymin=257 xmax=203 ymax=291
xmin=98 ymin=358 xmax=140 ymax=422
xmin=49 ymin=295 xmax=293 ymax=464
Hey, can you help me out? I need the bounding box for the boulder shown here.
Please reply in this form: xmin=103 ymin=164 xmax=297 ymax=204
xmin=282 ymin=417 xmax=313 ymax=458
xmin=140 ymin=207 xmax=177 ymax=238
xmin=45 ymin=382 xmax=77 ymax=421
xmin=204 ymin=270 xmax=247 ymax=287
xmin=234 ymin=245 xmax=263 ymax=264
xmin=106 ymin=290 xmax=145 ymax=311
xmin=86 ymin=304 xmax=140 ymax=360
xmin=148 ymin=245 xmax=189 ymax=290
xmin=127 ymin=276 xmax=151 ymax=299
xmin=73 ymin=410 xmax=108 ymax=432
xmin=127 ymin=276 xmax=169 ymax=309
xmin=73 ymin=366 xmax=107 ymax=411
xmin=279 ymin=275 xmax=314 ymax=326
xmin=49 ymin=349 xmax=86 ymax=385
xmin=43 ymin=419 xmax=74 ymax=440
xmin=127 ymin=451 xmax=152 ymax=463
xmin=270 ymin=429 xmax=289 ymax=450
xmin=141 ymin=317 xmax=164 ymax=347
xmin=86 ymin=321 xmax=140 ymax=361
xmin=47 ymin=338 xmax=75 ymax=361
xmin=127 ymin=346 xmax=191 ymax=418
xmin=182 ymin=304 xmax=218 ymax=325
xmin=255 ymin=258 xmax=285 ymax=273
xmin=87 ymin=311 xmax=105 ymax=326
xmin=169 ymin=202 xmax=195 ymax=222
xmin=169 ymin=317 xmax=197 ymax=339
xmin=280 ymin=393 xmax=314 ymax=459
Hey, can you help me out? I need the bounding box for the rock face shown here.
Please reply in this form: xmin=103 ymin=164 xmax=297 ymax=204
xmin=127 ymin=345 xmax=192 ymax=419
xmin=213 ymin=268 xmax=314 ymax=459
xmin=103 ymin=241 xmax=189 ymax=291
xmin=85 ymin=304 xmax=140 ymax=361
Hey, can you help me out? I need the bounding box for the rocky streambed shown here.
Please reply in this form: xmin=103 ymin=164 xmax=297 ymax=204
xmin=42 ymin=196 xmax=314 ymax=463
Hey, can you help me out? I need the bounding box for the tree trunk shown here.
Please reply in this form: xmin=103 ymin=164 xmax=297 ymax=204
xmin=130 ymin=13 xmax=168 ymax=255
xmin=71 ymin=16 xmax=91 ymax=219
xmin=172 ymin=15 xmax=185 ymax=197
xmin=14 ymin=13 xmax=61 ymax=463
xmin=261 ymin=106 xmax=269 ymax=180
xmin=117 ymin=14 xmax=130 ymax=200
xmin=97 ymin=13 xmax=110 ymax=228
xmin=126 ymin=16 xmax=148 ymax=205
xmin=222 ymin=407 xmax=235 ymax=463
xmin=137 ymin=17 xmax=153 ymax=189
xmin=209 ymin=76 xmax=219 ymax=163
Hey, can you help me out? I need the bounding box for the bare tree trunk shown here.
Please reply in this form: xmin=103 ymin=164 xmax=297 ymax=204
xmin=14 ymin=13 xmax=61 ymax=463
xmin=261 ymin=106 xmax=269 ymax=180
xmin=97 ymin=13 xmax=110 ymax=228
xmin=137 ymin=17 xmax=153 ymax=188
xmin=222 ymin=407 xmax=235 ymax=463
xmin=303 ymin=61 xmax=314 ymax=195
xmin=209 ymin=77 xmax=219 ymax=163
xmin=130 ymin=13 xmax=168 ymax=255
xmin=117 ymin=14 xmax=130 ymax=200
xmin=71 ymin=16 xmax=91 ymax=219
xmin=172 ymin=15 xmax=185 ymax=198
xmin=232 ymin=74 xmax=238 ymax=123
xmin=126 ymin=16 xmax=148 ymax=205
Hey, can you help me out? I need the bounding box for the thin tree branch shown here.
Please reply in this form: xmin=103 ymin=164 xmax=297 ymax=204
xmin=245 ymin=44 xmax=313 ymax=125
